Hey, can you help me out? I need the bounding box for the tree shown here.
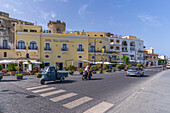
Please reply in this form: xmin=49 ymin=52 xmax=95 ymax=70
xmin=122 ymin=56 xmax=129 ymax=64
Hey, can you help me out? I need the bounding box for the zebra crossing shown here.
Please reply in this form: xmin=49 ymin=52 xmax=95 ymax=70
xmin=26 ymin=85 xmax=114 ymax=113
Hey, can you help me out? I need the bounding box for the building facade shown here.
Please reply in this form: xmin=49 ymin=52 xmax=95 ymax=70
xmin=143 ymin=47 xmax=158 ymax=66
xmin=0 ymin=11 xmax=33 ymax=60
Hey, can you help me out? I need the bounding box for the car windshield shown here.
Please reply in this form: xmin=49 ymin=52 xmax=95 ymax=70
xmin=128 ymin=67 xmax=139 ymax=71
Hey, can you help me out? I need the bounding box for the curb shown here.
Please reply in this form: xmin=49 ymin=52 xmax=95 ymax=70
xmin=107 ymin=70 xmax=169 ymax=113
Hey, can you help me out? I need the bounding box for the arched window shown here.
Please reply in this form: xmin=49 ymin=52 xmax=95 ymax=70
xmin=130 ymin=41 xmax=135 ymax=46
xmin=102 ymin=45 xmax=106 ymax=52
xmin=122 ymin=41 xmax=127 ymax=46
xmin=90 ymin=45 xmax=95 ymax=52
xmin=17 ymin=40 xmax=25 ymax=49
xmin=29 ymin=41 xmax=37 ymax=50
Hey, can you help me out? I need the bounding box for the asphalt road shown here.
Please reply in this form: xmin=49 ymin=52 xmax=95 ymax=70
xmin=0 ymin=68 xmax=163 ymax=113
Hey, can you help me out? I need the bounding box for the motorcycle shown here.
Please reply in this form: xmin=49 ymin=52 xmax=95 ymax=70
xmin=82 ymin=70 xmax=92 ymax=80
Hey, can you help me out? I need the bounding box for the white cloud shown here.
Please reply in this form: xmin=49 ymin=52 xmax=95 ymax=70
xmin=138 ymin=14 xmax=162 ymax=26
xmin=51 ymin=12 xmax=56 ymax=19
xmin=79 ymin=4 xmax=89 ymax=16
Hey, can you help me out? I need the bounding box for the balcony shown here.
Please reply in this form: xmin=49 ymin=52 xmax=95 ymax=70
xmin=147 ymin=58 xmax=158 ymax=61
xmin=0 ymin=46 xmax=10 ymax=49
xmin=122 ymin=50 xmax=128 ymax=52
xmin=77 ymin=48 xmax=84 ymax=53
xmin=61 ymin=48 xmax=68 ymax=53
xmin=110 ymin=42 xmax=121 ymax=46
xmin=28 ymin=46 xmax=38 ymax=50
xmin=130 ymin=47 xmax=135 ymax=51
xmin=44 ymin=47 xmax=51 ymax=53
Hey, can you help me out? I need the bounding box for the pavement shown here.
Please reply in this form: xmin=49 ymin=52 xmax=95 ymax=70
xmin=111 ymin=69 xmax=170 ymax=113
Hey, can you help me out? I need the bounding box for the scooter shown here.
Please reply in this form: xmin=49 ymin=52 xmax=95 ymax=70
xmin=82 ymin=70 xmax=92 ymax=80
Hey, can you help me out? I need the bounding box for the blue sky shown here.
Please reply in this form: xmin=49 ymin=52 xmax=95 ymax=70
xmin=0 ymin=0 xmax=169 ymax=57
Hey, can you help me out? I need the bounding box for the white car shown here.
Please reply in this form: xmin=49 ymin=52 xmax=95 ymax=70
xmin=126 ymin=67 xmax=144 ymax=77
xmin=166 ymin=65 xmax=170 ymax=69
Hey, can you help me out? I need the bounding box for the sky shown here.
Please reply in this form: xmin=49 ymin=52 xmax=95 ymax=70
xmin=0 ymin=0 xmax=170 ymax=57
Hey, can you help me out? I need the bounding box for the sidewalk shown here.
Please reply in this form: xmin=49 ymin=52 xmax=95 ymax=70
xmin=117 ymin=70 xmax=170 ymax=113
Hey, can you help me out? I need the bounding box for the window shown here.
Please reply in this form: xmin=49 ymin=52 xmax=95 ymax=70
xmin=110 ymin=39 xmax=114 ymax=42
xmin=102 ymin=45 xmax=106 ymax=52
xmin=79 ymin=56 xmax=82 ymax=58
xmin=29 ymin=41 xmax=37 ymax=50
xmin=26 ymin=53 xmax=29 ymax=58
xmin=100 ymin=35 xmax=103 ymax=37
xmin=116 ymin=40 xmax=120 ymax=43
xmin=30 ymin=30 xmax=37 ymax=32
xmin=17 ymin=40 xmax=25 ymax=49
xmin=92 ymin=56 xmax=95 ymax=59
xmin=116 ymin=47 xmax=119 ymax=50
xmin=122 ymin=41 xmax=127 ymax=46
xmin=57 ymin=55 xmax=61 ymax=58
xmin=94 ymin=34 xmax=97 ymax=36
xmin=62 ymin=44 xmax=67 ymax=51
xmin=78 ymin=44 xmax=83 ymax=51
xmin=45 ymin=55 xmax=49 ymax=58
xmin=3 ymin=40 xmax=8 ymax=49
xmin=45 ymin=62 xmax=50 ymax=67
xmin=4 ymin=52 xmax=7 ymax=57
xmin=130 ymin=41 xmax=135 ymax=46
xmin=23 ymin=29 xmax=28 ymax=32
xmin=90 ymin=45 xmax=95 ymax=52
xmin=110 ymin=46 xmax=113 ymax=49
xmin=45 ymin=43 xmax=50 ymax=50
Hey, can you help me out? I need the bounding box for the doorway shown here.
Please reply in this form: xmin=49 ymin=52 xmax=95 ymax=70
xmin=56 ymin=62 xmax=63 ymax=70
xmin=78 ymin=62 xmax=83 ymax=68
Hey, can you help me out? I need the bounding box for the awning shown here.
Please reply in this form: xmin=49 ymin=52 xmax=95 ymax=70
xmin=0 ymin=60 xmax=19 ymax=64
xmin=92 ymin=62 xmax=113 ymax=64
xmin=23 ymin=61 xmax=42 ymax=64
xmin=81 ymin=60 xmax=92 ymax=63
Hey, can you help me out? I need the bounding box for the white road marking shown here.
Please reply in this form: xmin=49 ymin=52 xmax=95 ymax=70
xmin=32 ymin=87 xmax=56 ymax=93
xmin=63 ymin=96 xmax=93 ymax=109
xmin=26 ymin=85 xmax=48 ymax=90
xmin=84 ymin=102 xmax=114 ymax=113
xmin=50 ymin=93 xmax=77 ymax=102
xmin=40 ymin=89 xmax=66 ymax=97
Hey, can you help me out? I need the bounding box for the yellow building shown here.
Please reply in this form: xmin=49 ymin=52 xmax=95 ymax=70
xmin=13 ymin=20 xmax=118 ymax=70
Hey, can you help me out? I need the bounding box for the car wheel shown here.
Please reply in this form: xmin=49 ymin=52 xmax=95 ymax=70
xmin=60 ymin=77 xmax=65 ymax=82
xmin=40 ymin=80 xmax=45 ymax=85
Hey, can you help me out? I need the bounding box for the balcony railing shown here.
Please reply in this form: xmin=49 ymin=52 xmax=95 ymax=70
xmin=28 ymin=46 xmax=38 ymax=50
xmin=16 ymin=46 xmax=26 ymax=49
xmin=0 ymin=46 xmax=10 ymax=49
xmin=77 ymin=48 xmax=84 ymax=52
xmin=61 ymin=48 xmax=68 ymax=51
xmin=122 ymin=44 xmax=127 ymax=46
xmin=122 ymin=50 xmax=128 ymax=52
xmin=44 ymin=47 xmax=51 ymax=51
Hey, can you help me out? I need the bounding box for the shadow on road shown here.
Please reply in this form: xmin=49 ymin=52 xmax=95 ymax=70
xmin=129 ymin=75 xmax=149 ymax=78
xmin=46 ymin=80 xmax=76 ymax=84
xmin=0 ymin=80 xmax=18 ymax=82
xmin=90 ymin=78 xmax=103 ymax=80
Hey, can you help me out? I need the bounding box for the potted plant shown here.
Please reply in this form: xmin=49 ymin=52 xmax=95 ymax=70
xmin=36 ymin=73 xmax=42 ymax=78
xmin=104 ymin=64 xmax=110 ymax=70
xmin=136 ymin=64 xmax=141 ymax=67
xmin=107 ymin=69 xmax=112 ymax=72
xmin=7 ymin=63 xmax=17 ymax=75
xmin=112 ymin=68 xmax=116 ymax=72
xmin=90 ymin=65 xmax=97 ymax=74
xmin=66 ymin=65 xmax=75 ymax=75
xmin=79 ymin=68 xmax=83 ymax=75
xmin=0 ymin=75 xmax=3 ymax=81
xmin=68 ymin=71 xmax=74 ymax=75
xmin=116 ymin=64 xmax=122 ymax=71
xmin=99 ymin=68 xmax=103 ymax=74
xmin=15 ymin=74 xmax=23 ymax=80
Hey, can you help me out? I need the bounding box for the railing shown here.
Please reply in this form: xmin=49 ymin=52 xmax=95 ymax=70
xmin=77 ymin=48 xmax=84 ymax=52
xmin=122 ymin=44 xmax=127 ymax=46
xmin=61 ymin=48 xmax=68 ymax=51
xmin=147 ymin=58 xmax=158 ymax=61
xmin=16 ymin=46 xmax=26 ymax=49
xmin=0 ymin=46 xmax=10 ymax=49
xmin=122 ymin=50 xmax=128 ymax=52
xmin=44 ymin=47 xmax=51 ymax=51
xmin=28 ymin=46 xmax=38 ymax=50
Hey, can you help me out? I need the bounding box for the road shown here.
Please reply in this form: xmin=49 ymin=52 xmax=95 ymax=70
xmin=0 ymin=68 xmax=162 ymax=113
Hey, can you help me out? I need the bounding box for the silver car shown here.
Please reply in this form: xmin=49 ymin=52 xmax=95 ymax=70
xmin=126 ymin=67 xmax=144 ymax=76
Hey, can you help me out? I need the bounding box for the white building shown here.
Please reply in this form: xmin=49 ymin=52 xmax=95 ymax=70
xmin=108 ymin=35 xmax=144 ymax=64
xmin=158 ymin=55 xmax=168 ymax=60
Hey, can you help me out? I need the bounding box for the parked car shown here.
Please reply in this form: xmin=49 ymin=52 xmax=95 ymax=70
xmin=126 ymin=67 xmax=144 ymax=77
xmin=166 ymin=65 xmax=170 ymax=69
